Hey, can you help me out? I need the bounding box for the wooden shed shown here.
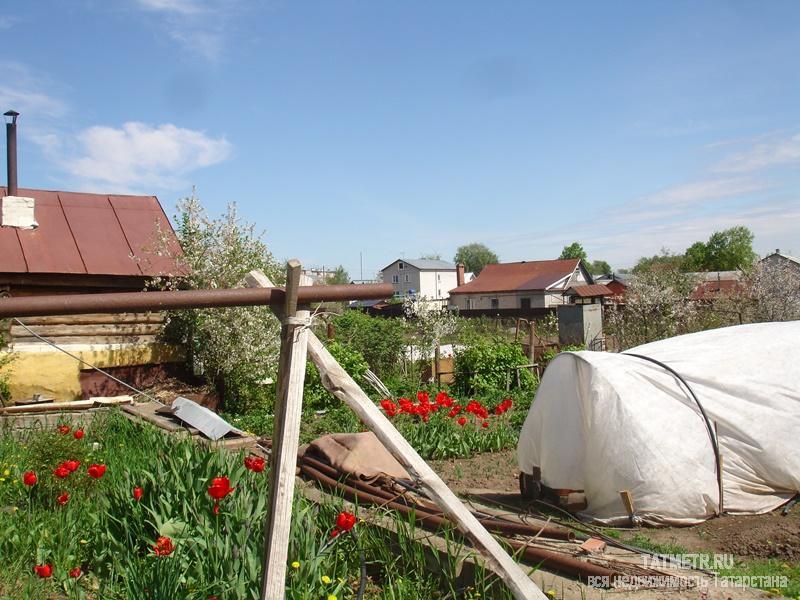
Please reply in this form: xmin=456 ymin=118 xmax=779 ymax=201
xmin=0 ymin=187 xmax=185 ymax=401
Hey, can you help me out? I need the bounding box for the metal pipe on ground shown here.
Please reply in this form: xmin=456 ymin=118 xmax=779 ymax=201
xmin=297 ymin=462 xmax=614 ymax=584
xmin=0 ymin=284 xmax=395 ymax=318
xmin=299 ymin=454 xmax=574 ymax=542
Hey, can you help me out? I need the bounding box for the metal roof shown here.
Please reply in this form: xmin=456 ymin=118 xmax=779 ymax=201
xmin=564 ymin=284 xmax=613 ymax=298
xmin=0 ymin=188 xmax=183 ymax=277
xmin=381 ymin=258 xmax=457 ymax=272
xmin=449 ymin=259 xmax=580 ymax=295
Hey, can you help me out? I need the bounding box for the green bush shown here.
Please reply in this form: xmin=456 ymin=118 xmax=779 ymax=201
xmin=330 ymin=311 xmax=406 ymax=377
xmin=304 ymin=341 xmax=369 ymax=411
xmin=453 ymin=340 xmax=536 ymax=397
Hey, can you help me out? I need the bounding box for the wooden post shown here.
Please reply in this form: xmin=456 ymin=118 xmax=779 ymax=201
xmin=528 ymin=321 xmax=536 ymax=365
xmin=433 ymin=344 xmax=440 ymax=386
xmin=306 ymin=332 xmax=546 ymax=600
xmin=260 ymin=260 xmax=311 ymax=600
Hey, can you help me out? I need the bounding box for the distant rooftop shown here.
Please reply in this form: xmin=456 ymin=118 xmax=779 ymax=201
xmin=381 ymin=258 xmax=456 ymax=272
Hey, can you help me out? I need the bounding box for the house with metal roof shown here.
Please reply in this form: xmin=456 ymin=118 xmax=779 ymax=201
xmin=0 ymin=186 xmax=184 ymax=402
xmin=447 ymin=259 xmax=594 ymax=314
xmin=380 ymin=258 xmax=458 ymax=301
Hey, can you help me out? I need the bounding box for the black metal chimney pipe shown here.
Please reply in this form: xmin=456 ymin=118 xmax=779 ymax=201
xmin=4 ymin=110 xmax=19 ymax=196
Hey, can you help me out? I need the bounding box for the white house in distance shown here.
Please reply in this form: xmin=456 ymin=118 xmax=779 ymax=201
xmin=380 ymin=258 xmax=458 ymax=301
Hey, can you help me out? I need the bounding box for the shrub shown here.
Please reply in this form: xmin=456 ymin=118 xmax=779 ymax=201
xmin=152 ymin=194 xmax=283 ymax=414
xmin=304 ymin=341 xmax=369 ymax=411
xmin=453 ymin=340 xmax=536 ymax=397
xmin=330 ymin=311 xmax=405 ymax=377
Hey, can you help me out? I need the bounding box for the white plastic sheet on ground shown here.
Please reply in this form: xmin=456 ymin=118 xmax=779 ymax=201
xmin=517 ymin=321 xmax=800 ymax=526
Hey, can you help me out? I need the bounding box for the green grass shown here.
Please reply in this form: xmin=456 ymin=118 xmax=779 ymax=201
xmin=0 ymin=410 xmax=515 ymax=599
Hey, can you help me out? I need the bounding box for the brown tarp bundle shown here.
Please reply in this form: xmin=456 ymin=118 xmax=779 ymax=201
xmin=302 ymin=432 xmax=410 ymax=482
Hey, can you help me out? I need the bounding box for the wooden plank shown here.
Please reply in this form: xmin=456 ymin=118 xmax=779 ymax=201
xmin=19 ymin=313 xmax=165 ymax=326
xmin=12 ymin=335 xmax=159 ymax=346
xmin=10 ymin=323 xmax=163 ymax=338
xmin=260 ymin=260 xmax=310 ymax=600
xmin=305 ymin=331 xmax=545 ymax=600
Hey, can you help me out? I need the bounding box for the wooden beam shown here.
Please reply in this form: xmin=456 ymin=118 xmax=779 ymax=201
xmin=305 ymin=331 xmax=546 ymax=600
xmin=10 ymin=323 xmax=163 ymax=338
xmin=260 ymin=260 xmax=310 ymax=600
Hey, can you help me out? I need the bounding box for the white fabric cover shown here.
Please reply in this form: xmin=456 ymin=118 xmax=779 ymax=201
xmin=517 ymin=322 xmax=800 ymax=525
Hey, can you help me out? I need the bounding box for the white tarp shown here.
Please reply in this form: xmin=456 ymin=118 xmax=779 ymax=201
xmin=517 ymin=321 xmax=800 ymax=526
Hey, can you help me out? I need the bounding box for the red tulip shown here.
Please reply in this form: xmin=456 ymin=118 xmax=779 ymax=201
xmin=73 ymin=429 xmax=85 ymax=440
xmin=207 ymin=476 xmax=234 ymax=500
xmin=54 ymin=466 xmax=70 ymax=479
xmin=481 ymin=421 xmax=489 ymax=429
xmin=58 ymin=425 xmax=70 ymax=435
xmin=34 ymin=564 xmax=52 ymax=578
xmin=153 ymin=536 xmax=175 ymax=556
xmin=57 ymin=492 xmax=70 ymax=505
xmin=133 ymin=486 xmax=144 ymax=501
xmin=69 ymin=567 xmax=82 ymax=578
xmin=335 ymin=511 xmax=356 ymax=532
xmin=64 ymin=460 xmax=80 ymax=472
xmin=87 ymin=464 xmax=107 ymax=479
xmin=329 ymin=528 xmax=340 ymax=538
xmin=457 ymin=417 xmax=467 ymax=427
xmin=244 ymin=456 xmax=266 ymax=473
xmin=23 ymin=471 xmax=37 ymax=486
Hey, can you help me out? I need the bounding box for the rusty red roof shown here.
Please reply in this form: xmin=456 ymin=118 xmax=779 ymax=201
xmin=449 ymin=259 xmax=580 ymax=295
xmin=0 ymin=188 xmax=183 ymax=277
xmin=689 ymin=279 xmax=742 ymax=301
xmin=564 ymin=284 xmax=613 ymax=298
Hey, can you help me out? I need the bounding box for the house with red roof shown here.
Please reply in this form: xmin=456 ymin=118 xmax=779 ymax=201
xmin=0 ymin=187 xmax=184 ymax=402
xmin=447 ymin=259 xmax=594 ymax=313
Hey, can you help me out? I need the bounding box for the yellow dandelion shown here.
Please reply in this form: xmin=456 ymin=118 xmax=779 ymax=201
xmin=291 ymin=561 xmax=300 ymax=569
xmin=545 ymin=590 xmax=557 ymax=599
xmin=2 ymin=469 xmax=9 ymax=476
xmin=321 ymin=575 xmax=332 ymax=585
xmin=327 ymin=595 xmax=337 ymax=600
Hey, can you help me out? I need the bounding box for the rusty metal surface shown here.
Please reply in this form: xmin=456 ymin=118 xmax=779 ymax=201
xmin=0 ymin=187 xmax=182 ymax=277
xmin=565 ymin=284 xmax=613 ymax=298
xmin=449 ymin=259 xmax=580 ymax=295
xmin=0 ymin=283 xmax=394 ymax=317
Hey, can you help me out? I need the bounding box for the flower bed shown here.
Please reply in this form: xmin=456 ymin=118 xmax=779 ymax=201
xmin=379 ymin=391 xmax=518 ymax=460
xmin=0 ymin=411 xmax=511 ymax=599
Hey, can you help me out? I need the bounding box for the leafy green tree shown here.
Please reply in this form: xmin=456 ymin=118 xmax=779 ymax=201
xmin=559 ymin=242 xmax=588 ymax=261
xmin=704 ymin=226 xmax=757 ymax=271
xmin=328 ymin=265 xmax=350 ymax=284
xmin=453 ymin=243 xmax=499 ymax=275
xmin=632 ymin=249 xmax=685 ymax=273
xmin=682 ymin=242 xmax=709 ymax=271
xmin=330 ymin=310 xmax=405 ymax=376
xmin=589 ymin=260 xmax=612 ymax=275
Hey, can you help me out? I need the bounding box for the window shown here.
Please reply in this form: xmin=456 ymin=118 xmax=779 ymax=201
xmin=398 ymin=262 xmax=404 ymax=270
xmin=437 ymin=274 xmax=441 ymax=281
xmin=466 ymin=298 xmax=474 ymax=309
xmin=490 ymin=298 xmax=499 ymax=310
xmin=392 ymin=275 xmax=399 ymax=283
xmin=393 ymin=291 xmax=403 ymax=298
xmin=404 ymin=274 xmax=410 ymax=282
xmin=520 ymin=298 xmax=531 ymax=310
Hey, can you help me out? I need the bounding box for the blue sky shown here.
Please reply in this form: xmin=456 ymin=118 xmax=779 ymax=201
xmin=2 ymin=1 xmax=799 ymax=277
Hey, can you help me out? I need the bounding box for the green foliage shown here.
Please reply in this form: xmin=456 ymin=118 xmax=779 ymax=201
xmin=0 ymin=410 xmax=516 ymax=599
xmin=328 ymin=265 xmax=350 ymax=285
xmin=588 ymin=259 xmax=611 ymax=276
xmin=453 ymin=243 xmax=499 ymax=275
xmin=0 ymin=322 xmax=12 ymax=405
xmin=453 ymin=340 xmax=536 ymax=397
xmin=682 ymin=241 xmax=708 ymax=271
xmin=703 ymin=226 xmax=757 ymax=271
xmin=558 ymin=242 xmax=587 ymax=261
xmin=154 ymin=194 xmax=283 ymax=415
xmin=304 ymin=341 xmax=369 ymax=411
xmin=330 ymin=311 xmax=406 ymax=377
xmin=632 ymin=249 xmax=686 ymax=273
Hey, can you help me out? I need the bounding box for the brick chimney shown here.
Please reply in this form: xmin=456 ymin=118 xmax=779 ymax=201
xmin=456 ymin=263 xmax=465 ymax=287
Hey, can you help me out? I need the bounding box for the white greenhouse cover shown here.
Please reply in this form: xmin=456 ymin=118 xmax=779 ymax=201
xmin=517 ymin=321 xmax=800 ymax=526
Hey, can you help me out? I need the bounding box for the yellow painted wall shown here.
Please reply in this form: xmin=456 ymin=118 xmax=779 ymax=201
xmin=0 ymin=343 xmax=183 ymax=401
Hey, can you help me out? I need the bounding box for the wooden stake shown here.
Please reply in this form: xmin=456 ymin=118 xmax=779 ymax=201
xmin=306 ymin=332 xmax=546 ymax=600
xmin=260 ymin=260 xmax=310 ymax=600
xmin=619 ymin=490 xmax=636 ymax=524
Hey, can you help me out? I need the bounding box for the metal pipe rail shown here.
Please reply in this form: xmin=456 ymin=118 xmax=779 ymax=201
xmin=0 ymin=284 xmax=395 ymax=318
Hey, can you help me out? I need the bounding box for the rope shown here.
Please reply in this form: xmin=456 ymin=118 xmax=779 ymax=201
xmin=11 ymin=318 xmax=163 ymax=405
xmin=623 ymin=352 xmax=723 ymax=515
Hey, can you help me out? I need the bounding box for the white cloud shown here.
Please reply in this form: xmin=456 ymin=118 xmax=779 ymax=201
xmin=0 ymin=61 xmax=66 ymax=118
xmin=134 ymin=0 xmax=241 ymax=62
xmin=713 ymin=132 xmax=800 ymax=173
xmin=41 ymin=122 xmax=232 ymax=192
